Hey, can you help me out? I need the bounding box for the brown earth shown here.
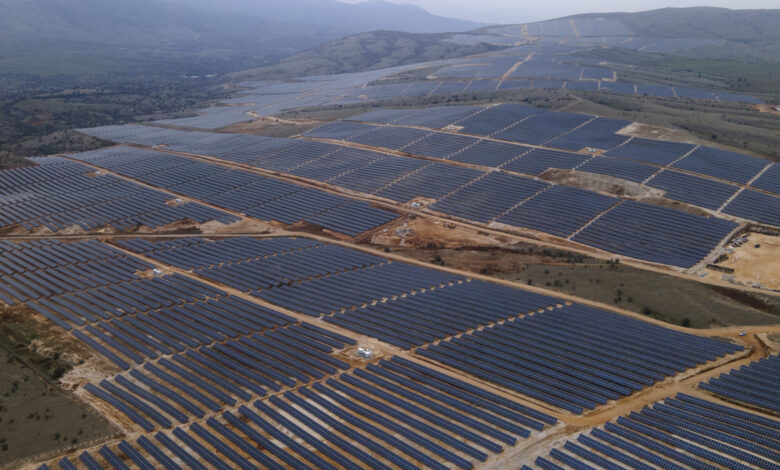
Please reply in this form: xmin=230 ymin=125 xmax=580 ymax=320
xmin=618 ymin=121 xmax=702 ymax=143
xmin=720 ymin=233 xmax=780 ymax=290
xmin=368 ymin=216 xmax=514 ymax=249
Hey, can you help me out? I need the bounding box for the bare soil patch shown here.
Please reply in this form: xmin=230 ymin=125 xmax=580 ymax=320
xmin=618 ymin=121 xmax=701 ymax=143
xmin=720 ymin=233 xmax=780 ymax=290
xmin=368 ymin=216 xmax=513 ymax=249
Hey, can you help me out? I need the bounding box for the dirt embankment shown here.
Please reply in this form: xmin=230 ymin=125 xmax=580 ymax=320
xmin=369 ymin=216 xmax=515 ymax=249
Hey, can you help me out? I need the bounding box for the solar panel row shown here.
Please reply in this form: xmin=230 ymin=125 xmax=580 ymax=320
xmin=530 ymin=393 xmax=780 ymax=470
xmin=69 ymin=146 xmax=399 ymax=236
xmin=417 ymin=305 xmax=741 ymax=414
xmin=42 ymin=357 xmax=556 ymax=470
xmin=326 ymin=280 xmax=560 ymax=349
xmin=86 ymin=321 xmax=355 ymax=427
xmin=0 ymin=157 xmax=238 ymax=232
xmin=430 ymin=172 xmax=551 ymax=223
xmin=700 ymin=353 xmax=780 ymax=413
xmin=572 ymin=201 xmax=739 ymax=268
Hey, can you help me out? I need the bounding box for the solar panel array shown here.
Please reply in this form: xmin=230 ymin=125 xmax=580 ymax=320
xmin=331 ymin=108 xmax=775 ymax=222
xmin=68 ymin=146 xmax=399 ymax=236
xmin=402 ymin=132 xmax=481 ymax=159
xmin=722 ymin=189 xmax=780 ymax=227
xmin=493 ymin=111 xmax=594 ymax=145
xmin=391 ymin=105 xmax=483 ymax=129
xmin=109 ymin=237 xmax=750 ymax=419
xmin=573 ymin=201 xmax=739 ymax=268
xmin=578 ymin=156 xmax=660 ymax=183
xmin=13 ymin=239 xmax=569 ymax=468
xmin=531 ymin=393 xmax=780 ymax=470
xmin=346 ymin=108 xmax=420 ymax=124
xmin=0 ymin=239 xmax=367 ymax=424
xmin=502 ymin=148 xmax=590 ymax=175
xmin=430 ymin=172 xmax=551 ymax=223
xmin=416 ymin=305 xmax=742 ymax=414
xmin=290 ymin=147 xmax=385 ymax=181
xmin=455 ymin=103 xmax=543 ymax=136
xmin=41 ymin=357 xmax=557 ymax=470
xmin=15 ymin=234 xmax=761 ymax=469
xmin=449 ymin=139 xmax=526 ymax=167
xmin=85 ymin=320 xmax=355 ymax=426
xmin=546 ymin=117 xmax=631 ymax=151
xmin=76 ymin=102 xmax=780 ymax=267
xmin=646 ymin=170 xmax=740 ymax=210
xmin=304 ymin=121 xmax=379 ymax=140
xmin=701 ymin=353 xmax=780 ymax=413
xmin=752 ymin=163 xmax=780 ymax=196
xmin=673 ymin=146 xmax=770 ymax=185
xmin=347 ymin=126 xmax=432 ymax=150
xmin=0 ymin=156 xmax=238 ymax=232
xmin=254 ymin=261 xmax=463 ymax=318
xmin=375 ymin=163 xmax=485 ymax=202
xmin=606 ymin=137 xmax=696 ymax=165
xmin=0 ymin=239 xmax=149 ymax=308
xmin=325 ymin=280 xmax=561 ymax=349
xmin=329 ymin=155 xmax=429 ymax=194
xmin=497 ymin=186 xmax=619 ymax=237
xmin=118 ymin=236 xmax=320 ymax=270
xmin=151 ymin=106 xmax=255 ymax=130
xmin=196 ymin=243 xmax=382 ymax=292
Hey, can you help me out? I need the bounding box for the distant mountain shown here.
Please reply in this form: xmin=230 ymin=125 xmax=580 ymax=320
xmin=0 ymin=0 xmax=481 ymax=76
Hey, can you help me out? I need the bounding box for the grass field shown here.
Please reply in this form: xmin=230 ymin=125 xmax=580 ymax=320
xmin=0 ymin=347 xmax=116 ymax=468
xmin=395 ymin=246 xmax=780 ymax=328
xmin=0 ymin=305 xmax=117 ymax=467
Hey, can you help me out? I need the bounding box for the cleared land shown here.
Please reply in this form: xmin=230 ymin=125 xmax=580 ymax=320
xmin=720 ymin=233 xmax=780 ymax=290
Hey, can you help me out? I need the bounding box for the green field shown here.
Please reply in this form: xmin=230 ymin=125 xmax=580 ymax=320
xmin=0 ymin=306 xmax=116 ymax=467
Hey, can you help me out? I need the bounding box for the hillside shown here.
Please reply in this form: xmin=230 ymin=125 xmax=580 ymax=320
xmin=0 ymin=0 xmax=480 ymax=77
xmin=618 ymin=7 xmax=780 ymax=42
xmin=230 ymin=30 xmax=503 ymax=81
xmin=478 ymin=7 xmax=780 ymax=43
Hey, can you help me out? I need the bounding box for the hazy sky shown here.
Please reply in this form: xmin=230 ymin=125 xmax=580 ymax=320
xmin=342 ymin=0 xmax=778 ymax=23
